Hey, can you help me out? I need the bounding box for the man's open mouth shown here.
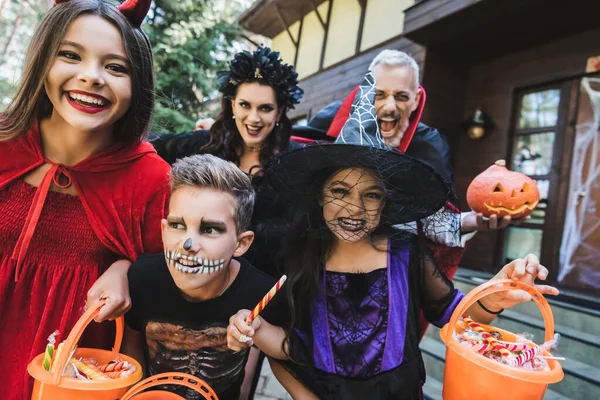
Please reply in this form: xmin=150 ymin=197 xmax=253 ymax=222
xmin=378 ymin=117 xmax=399 ymax=135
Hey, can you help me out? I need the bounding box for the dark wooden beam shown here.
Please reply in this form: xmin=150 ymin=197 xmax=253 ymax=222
xmin=355 ymin=0 xmax=368 ymax=54
xmin=241 ymin=33 xmax=261 ymax=48
xmin=308 ymin=0 xmax=327 ymax=29
xmin=274 ymin=4 xmax=298 ymax=47
xmin=319 ymin=0 xmax=334 ymax=70
xmin=294 ymin=17 xmax=304 ymax=68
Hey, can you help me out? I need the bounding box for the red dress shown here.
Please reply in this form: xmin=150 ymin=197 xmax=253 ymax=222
xmin=0 ymin=126 xmax=171 ymax=400
xmin=0 ymin=180 xmax=119 ymax=398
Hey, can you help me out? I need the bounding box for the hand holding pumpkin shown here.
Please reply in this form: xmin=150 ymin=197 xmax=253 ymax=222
xmin=463 ymin=160 xmax=540 ymax=232
xmin=479 ymin=254 xmax=559 ymax=312
xmin=461 ymin=211 xmax=530 ymax=232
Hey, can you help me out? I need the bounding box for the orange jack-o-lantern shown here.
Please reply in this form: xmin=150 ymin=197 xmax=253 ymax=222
xmin=466 ymin=160 xmax=540 ymax=219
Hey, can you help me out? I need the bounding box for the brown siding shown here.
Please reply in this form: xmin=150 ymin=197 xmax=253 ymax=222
xmin=454 ymin=27 xmax=600 ymax=272
xmin=419 ymin=49 xmax=469 ymax=166
xmin=289 ymin=37 xmax=424 ymax=120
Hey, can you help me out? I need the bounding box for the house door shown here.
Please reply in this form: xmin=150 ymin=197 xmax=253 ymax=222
xmin=501 ymin=72 xmax=600 ymax=295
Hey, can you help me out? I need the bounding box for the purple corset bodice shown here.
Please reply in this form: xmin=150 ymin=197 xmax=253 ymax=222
xmin=311 ymin=239 xmax=411 ymax=378
xmin=325 ymin=268 xmax=389 ymax=377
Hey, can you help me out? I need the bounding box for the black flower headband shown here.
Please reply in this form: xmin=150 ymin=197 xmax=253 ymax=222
xmin=217 ymin=46 xmax=304 ymax=109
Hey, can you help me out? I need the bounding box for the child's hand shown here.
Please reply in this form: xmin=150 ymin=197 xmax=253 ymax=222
xmin=227 ymin=310 xmax=261 ymax=352
xmin=481 ymin=254 xmax=559 ymax=311
xmin=87 ymin=259 xmax=132 ymax=322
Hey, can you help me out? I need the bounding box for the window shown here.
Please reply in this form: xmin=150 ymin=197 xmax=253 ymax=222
xmin=503 ymin=87 xmax=562 ymax=263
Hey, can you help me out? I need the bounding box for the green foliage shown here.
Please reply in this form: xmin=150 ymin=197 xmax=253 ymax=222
xmin=148 ymin=0 xmax=246 ymax=133
xmin=0 ymin=0 xmax=50 ymax=109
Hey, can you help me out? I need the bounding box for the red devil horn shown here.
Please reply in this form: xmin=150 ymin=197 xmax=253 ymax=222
xmin=117 ymin=0 xmax=152 ymax=27
xmin=53 ymin=0 xmax=150 ymax=28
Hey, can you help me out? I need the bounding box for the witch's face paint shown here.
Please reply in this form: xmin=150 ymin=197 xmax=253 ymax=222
xmin=321 ymin=168 xmax=385 ymax=243
xmin=161 ymin=186 xmax=240 ymax=293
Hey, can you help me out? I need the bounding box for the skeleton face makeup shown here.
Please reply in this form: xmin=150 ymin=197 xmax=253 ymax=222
xmin=321 ymin=168 xmax=386 ymax=243
xmin=161 ymin=185 xmax=250 ymax=298
xmin=164 ymin=251 xmax=225 ymax=275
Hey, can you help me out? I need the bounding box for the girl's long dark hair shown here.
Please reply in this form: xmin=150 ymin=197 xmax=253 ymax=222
xmin=281 ymin=171 xmax=334 ymax=351
xmin=201 ymin=94 xmax=292 ymax=177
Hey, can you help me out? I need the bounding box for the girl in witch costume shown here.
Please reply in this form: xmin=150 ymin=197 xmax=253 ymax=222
xmin=0 ymin=1 xmax=169 ymax=398
xmin=227 ymin=73 xmax=559 ymax=399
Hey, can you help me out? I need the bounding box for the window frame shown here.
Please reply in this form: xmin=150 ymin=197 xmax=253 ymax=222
xmin=498 ymin=80 xmax=578 ymax=280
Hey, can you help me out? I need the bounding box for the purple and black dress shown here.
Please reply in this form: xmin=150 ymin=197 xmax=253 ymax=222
xmin=283 ymin=235 xmax=464 ymax=400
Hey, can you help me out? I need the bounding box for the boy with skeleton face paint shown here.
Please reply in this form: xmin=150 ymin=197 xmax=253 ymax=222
xmin=123 ymin=154 xmax=283 ymax=400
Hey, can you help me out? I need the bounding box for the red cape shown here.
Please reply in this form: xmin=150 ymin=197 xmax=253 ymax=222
xmin=0 ymin=124 xmax=170 ymax=280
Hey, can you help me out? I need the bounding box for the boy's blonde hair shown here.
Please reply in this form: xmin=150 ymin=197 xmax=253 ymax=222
xmin=170 ymin=154 xmax=255 ymax=233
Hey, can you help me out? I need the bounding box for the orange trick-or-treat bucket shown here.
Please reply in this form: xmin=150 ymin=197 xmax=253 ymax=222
xmin=120 ymin=372 xmax=218 ymax=399
xmin=28 ymin=300 xmax=220 ymax=399
xmin=440 ymin=280 xmax=564 ymax=400
xmin=28 ymin=300 xmax=143 ymax=400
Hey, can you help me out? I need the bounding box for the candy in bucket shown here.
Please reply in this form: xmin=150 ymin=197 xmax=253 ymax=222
xmin=454 ymin=315 xmax=562 ymax=371
xmin=439 ymin=280 xmax=564 ymax=400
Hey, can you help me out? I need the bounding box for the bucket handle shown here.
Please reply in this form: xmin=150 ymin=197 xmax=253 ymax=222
xmin=442 ymin=279 xmax=555 ymax=344
xmin=50 ymin=300 xmax=124 ymax=386
xmin=120 ymin=372 xmax=219 ymax=400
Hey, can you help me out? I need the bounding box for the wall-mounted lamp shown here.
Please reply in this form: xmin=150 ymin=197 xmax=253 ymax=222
xmin=464 ymin=108 xmax=493 ymax=140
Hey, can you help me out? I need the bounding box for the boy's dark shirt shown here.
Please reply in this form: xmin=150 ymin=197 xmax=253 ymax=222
xmin=126 ymin=253 xmax=284 ymax=400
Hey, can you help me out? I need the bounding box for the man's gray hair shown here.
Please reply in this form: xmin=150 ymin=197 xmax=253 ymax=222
xmin=369 ymin=49 xmax=420 ymax=90
xmin=170 ymin=154 xmax=255 ymax=233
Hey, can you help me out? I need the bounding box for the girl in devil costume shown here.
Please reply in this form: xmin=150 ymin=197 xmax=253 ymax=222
xmin=0 ymin=1 xmax=169 ymax=398
xmin=227 ymin=73 xmax=559 ymax=399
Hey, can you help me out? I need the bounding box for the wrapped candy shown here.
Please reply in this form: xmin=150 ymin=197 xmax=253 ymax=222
xmin=462 ymin=316 xmax=510 ymax=357
xmin=70 ymin=358 xmax=109 ymax=380
xmin=42 ymin=331 xmax=59 ymax=371
xmin=455 ymin=317 xmax=562 ymax=371
xmin=104 ymin=366 xmax=136 ymax=379
xmin=98 ymin=360 xmax=130 ymax=372
xmin=50 ymin=342 xmax=65 ymax=373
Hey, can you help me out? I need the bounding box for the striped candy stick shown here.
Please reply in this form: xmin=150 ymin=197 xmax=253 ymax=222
xmin=98 ymin=361 xmax=130 ymax=372
xmin=104 ymin=368 xmax=134 ymax=379
xmin=512 ymin=346 xmax=540 ymax=367
xmin=462 ymin=316 xmax=511 ymax=357
xmin=246 ymin=275 xmax=287 ymax=324
xmin=498 ymin=341 xmax=528 ymax=352
xmin=470 ymin=340 xmax=493 ymax=354
xmin=71 ymin=358 xmax=109 ymax=380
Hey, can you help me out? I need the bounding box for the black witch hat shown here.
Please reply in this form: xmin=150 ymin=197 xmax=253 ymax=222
xmin=264 ymin=72 xmax=453 ymax=225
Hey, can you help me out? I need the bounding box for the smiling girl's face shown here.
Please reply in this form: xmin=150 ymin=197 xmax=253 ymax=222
xmin=44 ymin=14 xmax=132 ymax=136
xmin=321 ymin=168 xmax=386 ymax=243
xmin=230 ymin=82 xmax=280 ymax=148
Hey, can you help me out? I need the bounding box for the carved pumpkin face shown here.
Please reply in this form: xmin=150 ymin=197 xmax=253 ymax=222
xmin=466 ymin=160 xmax=540 ymax=219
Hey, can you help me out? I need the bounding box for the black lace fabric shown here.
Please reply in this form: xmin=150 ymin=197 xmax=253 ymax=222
xmin=410 ymin=234 xmax=460 ymax=324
